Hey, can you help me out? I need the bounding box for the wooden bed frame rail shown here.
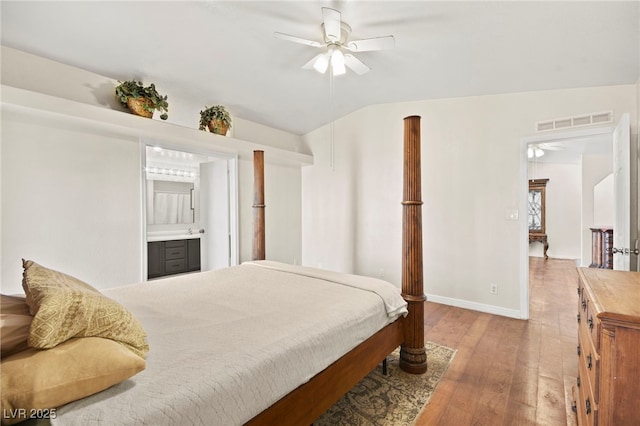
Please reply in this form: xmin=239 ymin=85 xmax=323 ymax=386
xmin=247 ymin=116 xmax=426 ymax=424
xmin=246 ymin=319 xmax=404 ymax=425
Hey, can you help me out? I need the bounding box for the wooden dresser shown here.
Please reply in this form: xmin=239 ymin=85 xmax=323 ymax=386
xmin=574 ymin=268 xmax=640 ymax=425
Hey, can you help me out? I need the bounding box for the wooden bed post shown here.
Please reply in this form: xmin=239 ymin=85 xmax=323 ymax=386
xmin=253 ymin=150 xmax=266 ymax=261
xmin=400 ymin=115 xmax=428 ymax=374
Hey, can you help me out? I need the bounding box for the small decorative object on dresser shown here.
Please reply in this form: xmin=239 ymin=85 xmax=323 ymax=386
xmin=199 ymin=105 xmax=232 ymax=135
xmin=573 ymin=268 xmax=640 ymax=425
xmin=115 ymin=80 xmax=169 ymax=120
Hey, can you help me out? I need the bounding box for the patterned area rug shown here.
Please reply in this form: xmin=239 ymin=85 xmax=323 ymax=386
xmin=315 ymin=341 xmax=456 ymax=426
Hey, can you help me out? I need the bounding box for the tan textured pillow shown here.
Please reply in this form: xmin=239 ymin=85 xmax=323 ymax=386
xmin=1 ymin=337 xmax=146 ymax=425
xmin=1 ymin=295 xmax=33 ymax=358
xmin=21 ymin=260 xmax=149 ymax=358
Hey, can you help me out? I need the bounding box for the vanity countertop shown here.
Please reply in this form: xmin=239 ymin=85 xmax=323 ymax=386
xmin=147 ymin=231 xmax=202 ymax=242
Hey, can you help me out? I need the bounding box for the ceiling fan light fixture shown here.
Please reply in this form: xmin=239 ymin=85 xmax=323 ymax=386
xmin=313 ymin=53 xmax=330 ymax=74
xmin=275 ymin=7 xmax=394 ymax=77
xmin=527 ymin=147 xmax=545 ymax=158
xmin=330 ymin=47 xmax=346 ymax=76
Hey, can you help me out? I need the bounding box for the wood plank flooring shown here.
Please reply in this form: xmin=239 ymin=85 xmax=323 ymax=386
xmin=415 ymin=257 xmax=579 ymax=426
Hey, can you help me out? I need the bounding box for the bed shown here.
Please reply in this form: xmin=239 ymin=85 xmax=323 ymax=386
xmin=1 ymin=116 xmax=426 ymax=425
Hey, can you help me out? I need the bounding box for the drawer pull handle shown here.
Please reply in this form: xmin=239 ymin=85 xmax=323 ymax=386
xmin=571 ymin=401 xmax=577 ymax=413
xmin=577 ymin=313 xmax=581 ymax=323
xmin=581 ymin=299 xmax=587 ymax=311
xmin=577 ymin=376 xmax=580 ymax=387
xmin=588 ymin=316 xmax=594 ymax=330
xmin=587 ymin=353 xmax=592 ymax=370
xmin=577 ymin=345 xmax=581 ymax=356
xmin=577 ymin=287 xmax=581 ymax=296
xmin=585 ymin=398 xmax=591 ymax=415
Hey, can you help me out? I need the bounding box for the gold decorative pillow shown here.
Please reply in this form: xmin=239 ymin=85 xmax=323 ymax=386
xmin=1 ymin=295 xmax=33 ymax=358
xmin=1 ymin=337 xmax=146 ymax=425
xmin=21 ymin=260 xmax=149 ymax=358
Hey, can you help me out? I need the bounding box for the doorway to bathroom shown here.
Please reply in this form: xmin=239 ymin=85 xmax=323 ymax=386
xmin=143 ymin=143 xmax=238 ymax=279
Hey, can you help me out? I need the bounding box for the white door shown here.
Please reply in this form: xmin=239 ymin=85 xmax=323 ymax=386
xmin=200 ymin=159 xmax=231 ymax=271
xmin=612 ymin=113 xmax=631 ymax=270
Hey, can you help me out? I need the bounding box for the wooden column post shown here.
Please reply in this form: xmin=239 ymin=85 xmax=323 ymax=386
xmin=400 ymin=115 xmax=428 ymax=374
xmin=253 ymin=150 xmax=266 ymax=261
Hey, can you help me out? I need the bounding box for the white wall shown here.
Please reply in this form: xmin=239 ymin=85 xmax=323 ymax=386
xmin=527 ymin=162 xmax=582 ymax=260
xmin=237 ymin=158 xmax=301 ymax=265
xmin=636 ymin=77 xmax=640 ymax=270
xmin=581 ymin=155 xmax=618 ymax=267
xmin=1 ymin=47 xmax=305 ymax=294
xmin=593 ymin=174 xmax=614 ymax=227
xmin=1 ymin=116 xmax=142 ymax=293
xmin=302 ymin=85 xmax=637 ymax=317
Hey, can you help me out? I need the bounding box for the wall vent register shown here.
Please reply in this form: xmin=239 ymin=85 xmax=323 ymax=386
xmin=536 ymin=111 xmax=613 ymax=132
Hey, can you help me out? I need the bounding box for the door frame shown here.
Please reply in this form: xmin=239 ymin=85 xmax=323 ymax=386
xmin=519 ymin=125 xmax=615 ymax=319
xmin=140 ymin=139 xmax=239 ymax=280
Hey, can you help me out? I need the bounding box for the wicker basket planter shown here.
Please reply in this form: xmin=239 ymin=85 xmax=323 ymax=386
xmin=207 ymin=119 xmax=229 ymax=135
xmin=115 ymin=80 xmax=168 ymax=120
xmin=199 ymin=105 xmax=231 ymax=136
xmin=126 ymin=97 xmax=154 ymax=118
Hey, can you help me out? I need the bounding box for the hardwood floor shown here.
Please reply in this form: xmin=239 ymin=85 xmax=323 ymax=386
xmin=415 ymin=257 xmax=579 ymax=426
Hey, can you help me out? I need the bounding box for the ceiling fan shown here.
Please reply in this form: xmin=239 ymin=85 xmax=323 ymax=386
xmin=274 ymin=7 xmax=395 ymax=76
xmin=528 ymin=142 xmax=563 ymax=158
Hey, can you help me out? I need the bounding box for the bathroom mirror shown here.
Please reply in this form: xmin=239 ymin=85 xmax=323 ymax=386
xmin=148 ymin=180 xmax=194 ymax=225
xmin=145 ymin=146 xmax=202 ymax=226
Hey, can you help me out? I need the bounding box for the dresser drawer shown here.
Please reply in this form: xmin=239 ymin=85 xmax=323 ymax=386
xmin=578 ymin=281 xmax=600 ymax=351
xmin=165 ymin=246 xmax=186 ymax=260
xmin=578 ymin=323 xmax=600 ymax=403
xmin=577 ymin=356 xmax=598 ymax=426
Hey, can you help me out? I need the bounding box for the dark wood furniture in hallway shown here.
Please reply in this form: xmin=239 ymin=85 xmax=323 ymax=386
xmin=416 ymin=257 xmax=580 ymax=426
xmin=528 ymin=179 xmax=549 ymax=259
xmin=588 ymin=227 xmax=613 ymax=269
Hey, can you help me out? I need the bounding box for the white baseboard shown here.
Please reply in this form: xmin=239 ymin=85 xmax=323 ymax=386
xmin=426 ymin=294 xmax=524 ymax=319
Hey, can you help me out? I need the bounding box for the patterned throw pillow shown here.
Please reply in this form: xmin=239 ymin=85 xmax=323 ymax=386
xmin=21 ymin=260 xmax=149 ymax=358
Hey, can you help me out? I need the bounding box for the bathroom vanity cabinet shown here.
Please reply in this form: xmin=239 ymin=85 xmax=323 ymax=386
xmin=148 ymin=238 xmax=201 ymax=279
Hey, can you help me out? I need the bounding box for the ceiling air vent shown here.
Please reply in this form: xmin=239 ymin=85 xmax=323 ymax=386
xmin=535 ymin=111 xmax=613 ymax=132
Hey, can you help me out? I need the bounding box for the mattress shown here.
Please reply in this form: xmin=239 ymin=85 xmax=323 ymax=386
xmin=51 ymin=261 xmax=407 ymax=425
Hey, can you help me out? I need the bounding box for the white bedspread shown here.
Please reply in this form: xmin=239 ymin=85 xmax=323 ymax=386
xmin=52 ymin=261 xmax=407 ymax=425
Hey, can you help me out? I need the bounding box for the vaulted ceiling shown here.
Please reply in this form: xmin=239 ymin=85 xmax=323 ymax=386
xmin=1 ymin=1 xmax=639 ymax=135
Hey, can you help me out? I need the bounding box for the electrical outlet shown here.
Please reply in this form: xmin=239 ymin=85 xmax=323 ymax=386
xmin=490 ymin=284 xmax=498 ymax=295
xmin=378 ymin=268 xmax=385 ymax=278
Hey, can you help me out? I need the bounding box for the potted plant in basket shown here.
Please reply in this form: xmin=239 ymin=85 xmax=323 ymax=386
xmin=199 ymin=105 xmax=232 ymax=135
xmin=115 ymin=80 xmax=169 ymax=120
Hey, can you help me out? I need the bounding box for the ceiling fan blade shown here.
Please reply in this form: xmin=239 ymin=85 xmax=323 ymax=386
xmin=344 ymin=54 xmax=370 ymax=75
xmin=538 ymin=142 xmax=565 ymax=150
xmin=274 ymin=32 xmax=322 ymax=48
xmin=322 ymin=7 xmax=342 ymax=42
xmin=346 ymin=35 xmax=395 ymax=52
